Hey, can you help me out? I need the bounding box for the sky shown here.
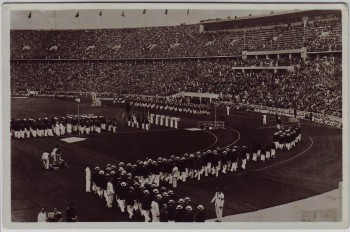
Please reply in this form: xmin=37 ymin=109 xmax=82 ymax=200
xmin=10 ymin=9 xmax=283 ymax=30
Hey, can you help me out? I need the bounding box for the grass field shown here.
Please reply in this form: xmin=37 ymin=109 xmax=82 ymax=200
xmin=9 ymin=97 xmax=342 ymax=222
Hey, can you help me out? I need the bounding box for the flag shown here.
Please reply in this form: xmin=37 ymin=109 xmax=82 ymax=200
xmin=28 ymin=12 xmax=32 ymax=19
xmin=121 ymin=10 xmax=125 ymax=17
xmin=99 ymin=11 xmax=102 ymax=16
xmin=165 ymin=9 xmax=168 ymax=15
xmin=75 ymin=12 xmax=79 ymax=18
xmin=75 ymin=98 xmax=80 ymax=103
xmin=142 ymin=9 xmax=146 ymax=14
xmin=187 ymin=9 xmax=189 ymax=15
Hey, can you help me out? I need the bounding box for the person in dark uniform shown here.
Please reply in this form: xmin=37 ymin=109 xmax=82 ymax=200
xmin=117 ymin=182 xmax=128 ymax=213
xmin=96 ymin=170 xmax=105 ymax=199
xmin=140 ymin=190 xmax=152 ymax=222
xmin=174 ymin=205 xmax=185 ymax=222
xmin=273 ymin=132 xmax=279 ymax=150
xmin=230 ymin=148 xmax=238 ymax=172
xmin=178 ymin=157 xmax=187 ymax=182
xmin=260 ymin=144 xmax=266 ymax=162
xmin=276 ymin=113 xmax=282 ymax=129
xmin=159 ymin=204 xmax=168 ymax=222
xmin=195 ymin=205 xmax=205 ymax=222
xmin=91 ymin=167 xmax=99 ymax=194
xmin=265 ymin=143 xmax=271 ymax=160
xmin=239 ymin=147 xmax=247 ymax=169
xmin=297 ymin=125 xmax=302 ymax=142
xmin=167 ymin=199 xmax=176 ymax=222
xmin=279 ymin=134 xmax=285 ymax=150
xmin=65 ymin=202 xmax=77 ymax=222
xmin=184 ymin=205 xmax=194 ymax=222
xmin=206 ymin=150 xmax=213 ymax=176
xmin=193 ymin=154 xmax=202 ymax=180
xmin=212 ymin=151 xmax=219 ymax=177
xmin=126 ymin=187 xmax=136 ymax=220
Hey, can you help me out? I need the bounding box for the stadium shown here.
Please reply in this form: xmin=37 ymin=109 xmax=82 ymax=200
xmin=8 ymin=8 xmax=343 ymax=224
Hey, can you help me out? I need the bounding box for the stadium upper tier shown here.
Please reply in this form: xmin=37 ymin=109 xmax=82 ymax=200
xmin=10 ymin=14 xmax=341 ymax=60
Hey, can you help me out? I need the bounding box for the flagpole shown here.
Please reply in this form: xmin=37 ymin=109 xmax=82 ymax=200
xmin=100 ymin=11 xmax=103 ymax=28
xmin=144 ymin=14 xmax=146 ymax=27
xmin=54 ymin=11 xmax=57 ymax=29
xmin=122 ymin=16 xmax=125 ymax=28
xmin=187 ymin=9 xmax=190 ymax=25
xmin=165 ymin=10 xmax=168 ymax=26
xmin=30 ymin=12 xmax=33 ymax=29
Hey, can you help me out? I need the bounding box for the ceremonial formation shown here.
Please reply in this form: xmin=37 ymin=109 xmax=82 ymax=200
xmin=10 ymin=115 xmax=119 ymax=138
xmin=130 ymin=100 xmax=211 ymax=116
xmin=84 ymin=124 xmax=302 ymax=222
xmin=9 ymin=8 xmax=343 ymax=224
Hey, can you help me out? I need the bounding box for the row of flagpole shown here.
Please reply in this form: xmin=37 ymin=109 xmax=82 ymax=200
xmin=27 ymin=9 xmax=191 ymax=29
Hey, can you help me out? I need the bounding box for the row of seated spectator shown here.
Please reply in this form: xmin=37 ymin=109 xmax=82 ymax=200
xmin=10 ymin=16 xmax=341 ymax=59
xmin=11 ymin=56 xmax=342 ymax=117
xmin=306 ymin=18 xmax=342 ymax=52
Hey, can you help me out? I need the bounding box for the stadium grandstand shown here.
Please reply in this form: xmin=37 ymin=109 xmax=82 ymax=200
xmin=10 ymin=9 xmax=342 ymax=120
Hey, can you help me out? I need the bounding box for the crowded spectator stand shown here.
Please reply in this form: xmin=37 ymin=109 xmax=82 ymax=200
xmin=10 ymin=10 xmax=342 ymax=130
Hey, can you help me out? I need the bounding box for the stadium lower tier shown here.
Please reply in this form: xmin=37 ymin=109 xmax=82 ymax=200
xmin=11 ymin=56 xmax=342 ymax=117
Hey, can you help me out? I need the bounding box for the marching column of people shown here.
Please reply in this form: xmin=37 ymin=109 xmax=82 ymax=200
xmin=87 ymin=163 xmax=206 ymax=222
xmin=11 ymin=114 xmax=121 ymax=139
xmin=85 ymin=124 xmax=301 ymax=222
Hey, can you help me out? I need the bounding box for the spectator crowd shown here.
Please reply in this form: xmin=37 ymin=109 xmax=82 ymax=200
xmin=10 ymin=12 xmax=342 ymax=120
xmin=11 ymin=56 xmax=342 ymax=117
xmin=10 ymin=15 xmax=341 ymax=59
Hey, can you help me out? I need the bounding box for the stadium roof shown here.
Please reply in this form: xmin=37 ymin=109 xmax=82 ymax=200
xmin=200 ymin=9 xmax=341 ymax=25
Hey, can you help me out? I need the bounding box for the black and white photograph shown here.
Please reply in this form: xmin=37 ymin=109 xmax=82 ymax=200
xmin=1 ymin=1 xmax=348 ymax=230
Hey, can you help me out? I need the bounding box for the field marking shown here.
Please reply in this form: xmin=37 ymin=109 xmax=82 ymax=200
xmin=224 ymin=126 xmax=241 ymax=147
xmin=254 ymin=136 xmax=314 ymax=172
xmin=200 ymin=126 xmax=240 ymax=151
xmin=201 ymin=131 xmax=219 ymax=151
